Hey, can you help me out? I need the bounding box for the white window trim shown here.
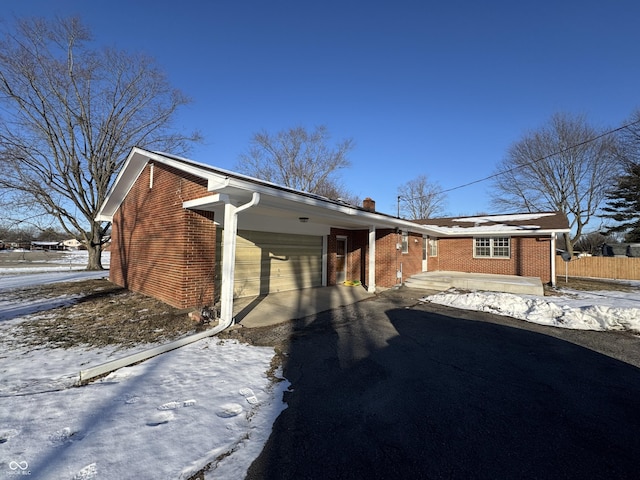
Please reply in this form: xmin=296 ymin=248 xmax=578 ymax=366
xmin=401 ymin=231 xmax=409 ymax=254
xmin=428 ymin=238 xmax=438 ymax=257
xmin=473 ymin=236 xmax=511 ymax=259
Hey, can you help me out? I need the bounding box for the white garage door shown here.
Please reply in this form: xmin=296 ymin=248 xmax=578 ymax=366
xmin=226 ymin=230 xmax=323 ymax=297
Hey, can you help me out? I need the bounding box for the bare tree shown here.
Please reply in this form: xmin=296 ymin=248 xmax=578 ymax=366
xmin=573 ymin=231 xmax=609 ymax=255
xmin=397 ymin=174 xmax=447 ymax=219
xmin=0 ymin=17 xmax=200 ymax=269
xmin=236 ymin=125 xmax=355 ymax=200
xmin=491 ymin=113 xmax=620 ymax=253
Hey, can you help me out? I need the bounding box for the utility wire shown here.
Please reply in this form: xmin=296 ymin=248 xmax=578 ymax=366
xmin=439 ymin=118 xmax=640 ymax=194
xmin=399 ymin=118 xmax=640 ymax=206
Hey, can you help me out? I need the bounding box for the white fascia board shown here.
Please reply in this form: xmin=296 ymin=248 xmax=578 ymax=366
xmin=96 ymin=148 xmax=149 ymax=221
xmin=182 ymin=193 xmax=230 ymax=209
xmin=426 ymin=226 xmax=571 ymax=237
xmin=96 ymin=148 xmax=219 ymax=222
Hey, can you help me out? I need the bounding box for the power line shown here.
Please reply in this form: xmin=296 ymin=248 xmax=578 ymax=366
xmin=395 ymin=117 xmax=640 ymax=216
xmin=437 ymin=118 xmax=640 ymax=194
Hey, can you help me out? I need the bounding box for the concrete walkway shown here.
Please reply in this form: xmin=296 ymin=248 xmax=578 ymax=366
xmin=232 ymin=285 xmax=375 ymax=328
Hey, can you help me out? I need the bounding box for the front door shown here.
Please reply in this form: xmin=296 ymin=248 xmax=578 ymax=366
xmin=336 ymin=237 xmax=347 ymax=283
xmin=422 ymin=237 xmax=428 ymax=272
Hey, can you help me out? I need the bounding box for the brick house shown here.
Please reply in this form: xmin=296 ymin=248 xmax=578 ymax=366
xmin=414 ymin=214 xmax=570 ymax=285
xmin=96 ymin=148 xmax=569 ymax=320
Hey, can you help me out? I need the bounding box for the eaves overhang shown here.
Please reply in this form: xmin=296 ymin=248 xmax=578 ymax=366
xmin=96 ymin=147 xmax=437 ymax=234
xmin=424 ymin=226 xmax=571 ymax=237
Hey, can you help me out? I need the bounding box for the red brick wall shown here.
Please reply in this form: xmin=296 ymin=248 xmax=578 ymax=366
xmin=374 ymin=230 xmax=423 ymax=287
xmin=328 ymin=228 xmax=369 ymax=285
xmin=110 ymin=162 xmax=217 ymax=309
xmin=432 ymin=236 xmax=552 ymax=283
xmin=327 ymin=228 xmax=424 ymax=289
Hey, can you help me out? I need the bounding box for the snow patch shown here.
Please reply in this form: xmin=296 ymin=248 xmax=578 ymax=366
xmin=424 ymin=289 xmax=640 ymax=332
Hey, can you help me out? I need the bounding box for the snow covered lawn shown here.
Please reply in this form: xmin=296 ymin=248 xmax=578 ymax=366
xmin=0 ymin=257 xmax=290 ymax=479
xmin=424 ymin=281 xmax=640 ymax=333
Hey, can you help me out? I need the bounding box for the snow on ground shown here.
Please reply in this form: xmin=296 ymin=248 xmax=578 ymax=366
xmin=0 ymin=258 xmax=289 ymax=479
xmin=424 ymin=283 xmax=640 ymax=332
xmin=0 ymin=250 xmax=110 ymax=290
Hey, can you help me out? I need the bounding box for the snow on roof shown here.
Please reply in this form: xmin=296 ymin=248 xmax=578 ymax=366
xmin=414 ymin=211 xmax=570 ymax=233
xmin=451 ymin=213 xmax=556 ymax=223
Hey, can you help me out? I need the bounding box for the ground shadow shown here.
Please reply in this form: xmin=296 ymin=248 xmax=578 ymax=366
xmin=246 ymin=300 xmax=640 ymax=479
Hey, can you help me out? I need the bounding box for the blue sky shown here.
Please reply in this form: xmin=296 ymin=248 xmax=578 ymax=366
xmin=4 ymin=1 xmax=640 ymax=217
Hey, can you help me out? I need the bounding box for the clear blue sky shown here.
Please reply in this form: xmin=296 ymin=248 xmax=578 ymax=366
xmin=4 ymin=1 xmax=640 ymax=217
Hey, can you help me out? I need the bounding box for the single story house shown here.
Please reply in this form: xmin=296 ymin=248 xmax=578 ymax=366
xmin=30 ymin=241 xmax=64 ymax=251
xmin=96 ymin=148 xmax=569 ymax=321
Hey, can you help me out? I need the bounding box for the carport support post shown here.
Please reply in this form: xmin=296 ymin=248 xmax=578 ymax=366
xmin=219 ymin=193 xmax=261 ymax=324
xmin=368 ymin=226 xmax=376 ymax=293
xmin=219 ymin=202 xmax=239 ymax=324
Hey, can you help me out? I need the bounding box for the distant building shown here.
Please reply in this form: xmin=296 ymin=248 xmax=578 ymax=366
xmin=602 ymin=243 xmax=640 ymax=257
xmin=30 ymin=241 xmax=64 ymax=251
xmin=63 ymin=238 xmax=84 ymax=250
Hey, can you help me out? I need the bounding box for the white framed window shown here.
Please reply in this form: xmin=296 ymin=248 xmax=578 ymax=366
xmin=474 ymin=237 xmax=510 ymax=258
xmin=428 ymin=238 xmax=438 ymax=257
xmin=401 ymin=231 xmax=409 ymax=254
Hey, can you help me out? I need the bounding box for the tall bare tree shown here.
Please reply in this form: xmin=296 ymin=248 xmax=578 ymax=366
xmin=491 ymin=113 xmax=619 ymax=252
xmin=236 ymin=125 xmax=355 ymax=200
xmin=0 ymin=17 xmax=200 ymax=269
xmin=397 ymin=174 xmax=447 ymax=219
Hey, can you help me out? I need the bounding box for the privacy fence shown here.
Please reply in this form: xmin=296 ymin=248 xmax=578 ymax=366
xmin=555 ymin=256 xmax=640 ymax=281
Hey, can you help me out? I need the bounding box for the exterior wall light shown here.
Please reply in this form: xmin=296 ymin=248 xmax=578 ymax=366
xmin=299 ymin=217 xmax=309 ymax=223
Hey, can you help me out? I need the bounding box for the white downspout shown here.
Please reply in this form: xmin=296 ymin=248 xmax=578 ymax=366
xmin=78 ymin=192 xmax=261 ymax=383
xmin=368 ymin=225 xmax=376 ymax=293
xmin=219 ymin=192 xmax=260 ymax=327
xmin=550 ymin=233 xmax=557 ymax=287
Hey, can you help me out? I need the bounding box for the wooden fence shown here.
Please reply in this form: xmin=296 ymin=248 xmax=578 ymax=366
xmin=556 ymin=256 xmax=640 ymax=280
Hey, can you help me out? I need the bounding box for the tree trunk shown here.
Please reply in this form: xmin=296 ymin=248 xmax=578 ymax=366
xmin=563 ymin=232 xmax=574 ymax=256
xmin=86 ymin=222 xmax=104 ymax=270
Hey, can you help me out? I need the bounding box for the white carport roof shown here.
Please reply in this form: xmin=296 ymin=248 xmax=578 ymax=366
xmin=96 ymin=147 xmax=435 ymax=234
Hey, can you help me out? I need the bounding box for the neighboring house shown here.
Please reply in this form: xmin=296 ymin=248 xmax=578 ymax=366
xmin=602 ymin=243 xmax=640 ymax=257
xmin=63 ymin=238 xmax=84 ymax=250
xmin=96 ymin=148 xmax=569 ymax=320
xmin=30 ymin=241 xmax=64 ymax=251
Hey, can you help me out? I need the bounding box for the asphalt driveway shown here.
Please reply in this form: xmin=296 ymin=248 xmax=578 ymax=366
xmin=244 ymin=289 xmax=640 ymax=479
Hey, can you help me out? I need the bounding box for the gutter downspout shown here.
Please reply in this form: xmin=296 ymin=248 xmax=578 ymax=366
xmin=219 ymin=192 xmax=260 ymax=327
xmin=368 ymin=225 xmax=376 ymax=293
xmin=79 ymin=192 xmax=261 ymax=384
xmin=550 ymin=232 xmax=557 ymax=287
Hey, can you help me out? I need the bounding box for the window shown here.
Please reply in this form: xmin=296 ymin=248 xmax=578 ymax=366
xmin=474 ymin=237 xmax=510 ymax=258
xmin=428 ymin=238 xmax=438 ymax=257
xmin=401 ymin=231 xmax=409 ymax=254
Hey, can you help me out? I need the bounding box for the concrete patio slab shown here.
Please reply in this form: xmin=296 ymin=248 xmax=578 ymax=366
xmin=404 ymin=271 xmax=544 ymax=295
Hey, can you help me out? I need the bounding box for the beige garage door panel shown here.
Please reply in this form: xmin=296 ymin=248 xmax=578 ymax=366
xmin=231 ymin=230 xmax=323 ymax=297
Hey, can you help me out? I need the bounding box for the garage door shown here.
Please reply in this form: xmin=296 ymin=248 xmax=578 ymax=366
xmin=226 ymin=230 xmax=323 ymax=297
